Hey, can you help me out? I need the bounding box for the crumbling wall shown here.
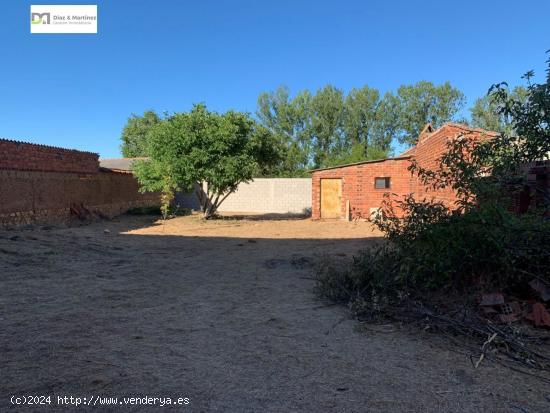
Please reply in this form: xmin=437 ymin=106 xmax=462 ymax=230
xmin=0 ymin=139 xmax=159 ymax=228
xmin=0 ymin=169 xmax=159 ymax=227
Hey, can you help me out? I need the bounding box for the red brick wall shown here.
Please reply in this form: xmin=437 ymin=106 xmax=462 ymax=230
xmin=311 ymin=124 xmax=497 ymax=220
xmin=0 ymin=139 xmax=99 ymax=174
xmin=311 ymin=158 xmax=413 ymax=219
xmin=412 ymin=124 xmax=497 ymax=207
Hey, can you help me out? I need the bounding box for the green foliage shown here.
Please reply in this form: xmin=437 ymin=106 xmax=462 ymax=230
xmin=257 ymin=81 xmax=465 ymax=174
xmin=315 ymin=245 xmax=400 ymax=307
xmin=395 ymin=81 xmax=465 ymax=146
xmin=317 ymin=54 xmax=550 ymax=312
xmin=470 ymin=86 xmax=528 ymax=134
xmin=256 ymin=86 xmax=312 ymax=175
xmin=133 ymin=104 xmax=280 ymax=218
xmin=322 ymin=143 xmax=390 ymax=168
xmin=375 ymin=197 xmax=549 ymax=291
xmin=120 ymin=110 xmax=161 ymax=157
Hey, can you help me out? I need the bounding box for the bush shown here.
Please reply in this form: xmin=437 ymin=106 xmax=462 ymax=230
xmin=315 ymin=55 xmax=550 ymax=370
xmin=350 ymin=52 xmax=550 ymax=295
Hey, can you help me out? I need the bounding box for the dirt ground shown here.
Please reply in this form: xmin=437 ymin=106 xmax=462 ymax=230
xmin=1 ymin=214 xmax=549 ymax=412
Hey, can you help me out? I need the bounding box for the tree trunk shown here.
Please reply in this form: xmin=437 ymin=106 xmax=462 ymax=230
xmin=193 ymin=182 xmax=217 ymax=219
xmin=194 ymin=182 xmax=238 ymax=219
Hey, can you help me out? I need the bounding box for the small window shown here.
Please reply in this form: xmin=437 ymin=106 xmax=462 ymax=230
xmin=374 ymin=177 xmax=390 ymax=189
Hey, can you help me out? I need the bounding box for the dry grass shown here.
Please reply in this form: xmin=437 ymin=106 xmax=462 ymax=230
xmin=1 ymin=214 xmax=549 ymax=412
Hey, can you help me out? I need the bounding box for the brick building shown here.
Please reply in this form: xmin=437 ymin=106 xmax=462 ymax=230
xmin=311 ymin=123 xmax=498 ymax=220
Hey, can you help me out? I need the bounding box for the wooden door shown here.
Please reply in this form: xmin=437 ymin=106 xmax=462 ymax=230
xmin=320 ymin=178 xmax=342 ymax=218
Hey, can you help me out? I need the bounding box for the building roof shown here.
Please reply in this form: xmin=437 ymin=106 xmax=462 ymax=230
xmin=398 ymin=146 xmax=416 ymax=157
xmin=0 ymin=137 xmax=98 ymax=156
xmin=441 ymin=122 xmax=500 ymax=137
xmin=312 ymin=123 xmax=499 ymax=173
xmin=99 ymin=157 xmax=148 ymax=172
xmin=309 ymin=155 xmax=412 ymax=172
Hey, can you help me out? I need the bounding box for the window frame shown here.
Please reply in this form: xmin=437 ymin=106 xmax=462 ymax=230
xmin=374 ymin=177 xmax=391 ymax=190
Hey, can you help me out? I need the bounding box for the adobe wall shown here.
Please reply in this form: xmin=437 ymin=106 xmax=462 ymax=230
xmin=0 ymin=169 xmax=159 ymax=228
xmin=0 ymin=139 xmax=159 ymax=228
xmin=0 ymin=139 xmax=99 ymax=174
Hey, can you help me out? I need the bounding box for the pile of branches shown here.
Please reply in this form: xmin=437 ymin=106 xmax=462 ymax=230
xmin=381 ymin=297 xmax=550 ymax=377
xmin=315 ymin=250 xmax=550 ymax=380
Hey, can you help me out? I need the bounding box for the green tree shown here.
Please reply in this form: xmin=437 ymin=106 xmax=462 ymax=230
xmin=120 ymin=110 xmax=161 ymax=157
xmin=343 ymin=86 xmax=380 ymax=147
xmin=396 ymin=81 xmax=465 ymax=146
xmin=134 ymin=104 xmax=280 ymax=219
xmin=256 ymin=86 xmax=311 ymax=175
xmin=372 ymin=92 xmax=401 ymax=153
xmin=470 ymin=86 xmax=528 ymax=134
xmin=256 ymin=81 xmax=465 ymax=172
xmin=309 ymin=85 xmax=346 ymax=168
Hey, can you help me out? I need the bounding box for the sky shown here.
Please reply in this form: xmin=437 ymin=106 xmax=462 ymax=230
xmin=0 ymin=1 xmax=549 ymax=158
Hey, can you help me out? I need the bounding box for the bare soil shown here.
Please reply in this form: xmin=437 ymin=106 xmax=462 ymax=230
xmin=1 ymin=214 xmax=549 ymax=412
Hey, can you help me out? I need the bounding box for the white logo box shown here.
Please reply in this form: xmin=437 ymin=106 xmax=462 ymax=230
xmin=30 ymin=5 xmax=97 ymax=34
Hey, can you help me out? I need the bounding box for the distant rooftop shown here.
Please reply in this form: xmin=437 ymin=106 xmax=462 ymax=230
xmin=99 ymin=157 xmax=148 ymax=172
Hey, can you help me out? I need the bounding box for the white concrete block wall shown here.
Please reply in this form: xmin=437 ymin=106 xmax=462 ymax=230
xmin=217 ymin=178 xmax=312 ymax=214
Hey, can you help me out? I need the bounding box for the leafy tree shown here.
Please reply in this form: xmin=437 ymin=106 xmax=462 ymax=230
xmin=323 ymin=144 xmax=390 ymax=168
xmin=470 ymin=86 xmax=528 ymax=134
xmin=396 ymin=81 xmax=465 ymax=146
xmin=256 ymin=81 xmax=465 ymax=172
xmin=309 ymin=85 xmax=346 ymax=168
xmin=372 ymin=92 xmax=401 ymax=152
xmin=134 ymin=104 xmax=280 ymax=219
xmin=120 ymin=110 xmax=161 ymax=157
xmin=256 ymin=86 xmax=311 ymax=175
xmin=343 ymin=86 xmax=380 ymax=147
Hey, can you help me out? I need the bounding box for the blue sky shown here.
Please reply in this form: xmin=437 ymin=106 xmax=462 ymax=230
xmin=1 ymin=1 xmax=549 ymax=158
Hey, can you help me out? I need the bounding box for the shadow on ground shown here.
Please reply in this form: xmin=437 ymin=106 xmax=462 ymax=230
xmin=0 ymin=215 xmax=548 ymax=412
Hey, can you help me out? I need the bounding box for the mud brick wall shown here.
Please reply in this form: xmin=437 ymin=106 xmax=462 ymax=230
xmin=0 ymin=139 xmax=99 ymax=174
xmin=0 ymin=169 xmax=159 ymax=227
xmin=0 ymin=139 xmax=159 ymax=228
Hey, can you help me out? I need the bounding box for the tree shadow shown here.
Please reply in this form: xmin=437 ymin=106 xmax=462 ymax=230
xmin=213 ymin=212 xmax=311 ymax=221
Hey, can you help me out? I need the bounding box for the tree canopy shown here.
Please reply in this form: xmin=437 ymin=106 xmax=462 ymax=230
xmin=122 ymin=79 xmax=529 ymax=181
xmin=395 ymin=81 xmax=465 ymax=145
xmin=470 ymin=86 xmax=528 ymax=135
xmin=133 ymin=104 xmax=280 ymax=218
xmin=256 ymin=81 xmax=465 ymax=173
xmin=120 ymin=110 xmax=161 ymax=157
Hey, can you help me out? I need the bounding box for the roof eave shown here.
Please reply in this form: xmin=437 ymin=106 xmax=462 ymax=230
xmin=308 ymin=155 xmax=412 ymax=173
